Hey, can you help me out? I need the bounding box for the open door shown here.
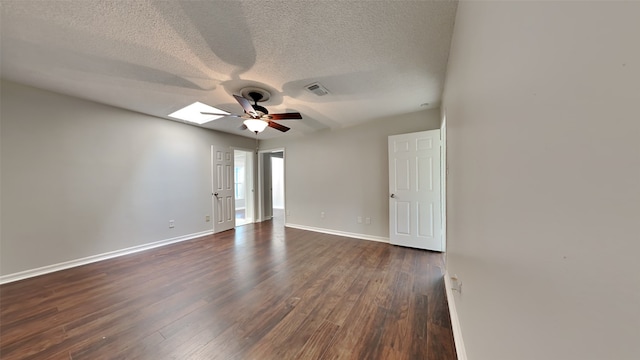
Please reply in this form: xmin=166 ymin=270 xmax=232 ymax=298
xmin=212 ymin=146 xmax=235 ymax=233
xmin=258 ymin=149 xmax=285 ymax=223
xmin=261 ymin=152 xmax=273 ymax=220
xmin=388 ymin=130 xmax=442 ymax=251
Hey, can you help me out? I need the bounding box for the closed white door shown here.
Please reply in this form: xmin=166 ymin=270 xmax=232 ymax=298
xmin=388 ymin=130 xmax=442 ymax=251
xmin=212 ymin=146 xmax=235 ymax=233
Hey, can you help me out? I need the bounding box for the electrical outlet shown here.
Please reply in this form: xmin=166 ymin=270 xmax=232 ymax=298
xmin=365 ymin=217 xmax=371 ymax=224
xmin=205 ymin=215 xmax=210 ymax=222
xmin=357 ymin=216 xmax=363 ymax=224
xmin=320 ymin=211 xmax=325 ymax=219
xmin=451 ymin=275 xmax=462 ymax=293
xmin=169 ymin=220 xmax=175 ymax=228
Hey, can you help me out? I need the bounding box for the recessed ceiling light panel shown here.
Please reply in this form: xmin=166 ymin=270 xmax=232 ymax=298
xmin=168 ymin=102 xmax=229 ymax=124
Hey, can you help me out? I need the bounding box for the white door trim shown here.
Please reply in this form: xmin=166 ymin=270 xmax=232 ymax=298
xmin=440 ymin=114 xmax=448 ymax=252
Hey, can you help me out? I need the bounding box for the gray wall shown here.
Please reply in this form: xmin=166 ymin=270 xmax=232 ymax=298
xmin=261 ymin=109 xmax=441 ymax=239
xmin=0 ymin=81 xmax=254 ymax=276
xmin=443 ymin=2 xmax=640 ymax=359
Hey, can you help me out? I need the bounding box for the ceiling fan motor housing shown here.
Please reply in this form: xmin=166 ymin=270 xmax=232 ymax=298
xmin=247 ymin=91 xmax=263 ymax=102
xmin=239 ymin=87 xmax=271 ymax=115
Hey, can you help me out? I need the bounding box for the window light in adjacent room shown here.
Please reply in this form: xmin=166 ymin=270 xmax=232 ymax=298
xmin=168 ymin=102 xmax=229 ymax=124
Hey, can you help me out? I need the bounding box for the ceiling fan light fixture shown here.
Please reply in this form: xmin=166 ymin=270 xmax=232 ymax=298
xmin=244 ymin=119 xmax=268 ymax=133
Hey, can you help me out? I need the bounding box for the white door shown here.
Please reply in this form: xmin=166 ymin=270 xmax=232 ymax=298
xmin=212 ymin=146 xmax=235 ymax=233
xmin=389 ymin=130 xmax=442 ymax=251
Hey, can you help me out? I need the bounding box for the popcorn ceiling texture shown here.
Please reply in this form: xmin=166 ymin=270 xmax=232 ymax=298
xmin=1 ymin=0 xmax=457 ymax=138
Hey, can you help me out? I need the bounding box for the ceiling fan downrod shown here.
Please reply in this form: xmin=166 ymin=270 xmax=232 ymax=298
xmin=248 ymin=92 xmax=269 ymax=114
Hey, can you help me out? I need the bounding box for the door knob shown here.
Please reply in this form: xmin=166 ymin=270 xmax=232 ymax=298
xmin=214 ymin=192 xmax=219 ymax=198
xmin=390 ymin=194 xmax=396 ymax=198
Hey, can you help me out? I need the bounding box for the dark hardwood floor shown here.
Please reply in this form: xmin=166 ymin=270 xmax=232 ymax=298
xmin=0 ymin=216 xmax=456 ymax=360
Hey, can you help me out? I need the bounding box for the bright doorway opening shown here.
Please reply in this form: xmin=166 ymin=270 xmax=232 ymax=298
xmin=234 ymin=149 xmax=254 ymax=226
xmin=258 ymin=149 xmax=285 ymax=223
xmin=271 ymin=152 xmax=285 ymax=221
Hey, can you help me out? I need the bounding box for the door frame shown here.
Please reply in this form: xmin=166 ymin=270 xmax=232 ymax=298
xmin=440 ymin=113 xmax=448 ymax=252
xmin=257 ymin=147 xmax=285 ymax=223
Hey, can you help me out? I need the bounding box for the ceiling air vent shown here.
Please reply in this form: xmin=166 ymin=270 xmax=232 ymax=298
xmin=304 ymin=82 xmax=329 ymax=96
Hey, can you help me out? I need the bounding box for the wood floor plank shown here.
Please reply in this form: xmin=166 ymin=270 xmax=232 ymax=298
xmin=109 ymin=331 xmax=166 ymax=360
xmin=319 ymin=273 xmax=395 ymax=359
xmin=426 ymin=322 xmax=457 ymax=360
xmin=0 ymin=216 xmax=455 ymax=359
xmin=295 ymin=319 xmax=340 ymax=359
xmin=0 ymin=307 xmax=60 ymax=346
xmin=0 ymin=325 xmax=68 ymax=360
xmin=243 ymin=254 xmax=360 ymax=360
xmin=68 ymin=290 xmax=208 ymax=359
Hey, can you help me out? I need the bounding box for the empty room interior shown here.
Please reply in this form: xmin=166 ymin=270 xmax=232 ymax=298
xmin=1 ymin=1 xmax=639 ymax=360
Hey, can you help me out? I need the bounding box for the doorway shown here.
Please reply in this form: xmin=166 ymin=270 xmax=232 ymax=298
xmin=258 ymin=149 xmax=285 ymax=223
xmin=234 ymin=149 xmax=255 ymax=226
xmin=271 ymin=151 xmax=285 ymax=222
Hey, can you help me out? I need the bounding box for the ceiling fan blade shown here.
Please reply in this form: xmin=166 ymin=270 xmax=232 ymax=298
xmin=266 ymin=112 xmax=303 ymax=120
xmin=239 ymin=124 xmax=248 ymax=131
xmin=233 ymin=94 xmax=258 ymax=117
xmin=268 ymin=121 xmax=290 ymax=132
xmin=200 ymin=112 xmax=242 ymax=118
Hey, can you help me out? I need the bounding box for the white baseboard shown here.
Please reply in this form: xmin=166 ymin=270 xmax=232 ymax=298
xmin=0 ymin=230 xmax=213 ymax=285
xmin=444 ymin=270 xmax=467 ymax=360
xmin=285 ymin=223 xmax=389 ymax=243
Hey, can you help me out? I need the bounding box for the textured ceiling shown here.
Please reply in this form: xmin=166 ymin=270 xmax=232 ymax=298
xmin=1 ymin=0 xmax=458 ymax=139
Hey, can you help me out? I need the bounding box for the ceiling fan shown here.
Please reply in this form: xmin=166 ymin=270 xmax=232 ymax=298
xmin=201 ymin=89 xmax=302 ymax=133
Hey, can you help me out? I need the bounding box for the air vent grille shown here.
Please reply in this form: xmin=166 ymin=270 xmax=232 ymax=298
xmin=304 ymin=82 xmax=329 ymax=96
